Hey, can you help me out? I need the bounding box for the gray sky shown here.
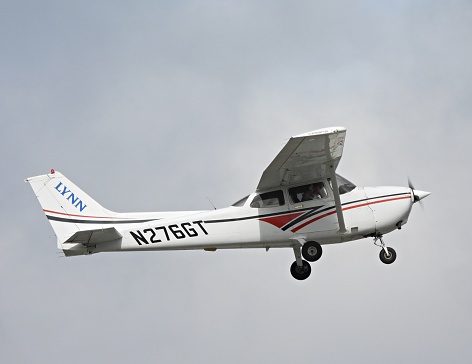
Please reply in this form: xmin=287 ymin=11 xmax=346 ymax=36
xmin=2 ymin=1 xmax=471 ymax=363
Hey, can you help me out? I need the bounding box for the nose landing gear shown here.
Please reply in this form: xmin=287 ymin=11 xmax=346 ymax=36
xmin=374 ymin=236 xmax=397 ymax=264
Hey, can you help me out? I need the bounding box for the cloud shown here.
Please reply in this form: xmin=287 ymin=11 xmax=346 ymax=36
xmin=2 ymin=1 xmax=472 ymax=363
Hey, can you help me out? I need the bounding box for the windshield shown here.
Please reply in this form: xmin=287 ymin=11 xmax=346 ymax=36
xmin=336 ymin=174 xmax=356 ymax=194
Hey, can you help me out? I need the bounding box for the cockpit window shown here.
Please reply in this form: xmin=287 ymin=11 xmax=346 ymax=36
xmin=289 ymin=182 xmax=328 ymax=203
xmin=336 ymin=174 xmax=356 ymax=195
xmin=232 ymin=195 xmax=249 ymax=207
xmin=250 ymin=190 xmax=285 ymax=208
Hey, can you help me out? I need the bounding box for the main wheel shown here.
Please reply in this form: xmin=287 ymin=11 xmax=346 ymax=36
xmin=379 ymin=247 xmax=397 ymax=264
xmin=290 ymin=260 xmax=311 ymax=280
xmin=302 ymin=241 xmax=322 ymax=262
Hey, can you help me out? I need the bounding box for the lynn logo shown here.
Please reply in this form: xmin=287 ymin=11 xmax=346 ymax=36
xmin=54 ymin=182 xmax=87 ymax=212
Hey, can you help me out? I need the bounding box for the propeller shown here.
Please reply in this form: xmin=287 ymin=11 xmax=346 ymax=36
xmin=408 ymin=177 xmax=431 ymax=208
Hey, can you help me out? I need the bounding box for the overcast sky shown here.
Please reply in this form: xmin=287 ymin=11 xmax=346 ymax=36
xmin=2 ymin=1 xmax=472 ymax=363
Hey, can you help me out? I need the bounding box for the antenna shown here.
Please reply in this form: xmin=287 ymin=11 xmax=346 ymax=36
xmin=205 ymin=196 xmax=217 ymax=210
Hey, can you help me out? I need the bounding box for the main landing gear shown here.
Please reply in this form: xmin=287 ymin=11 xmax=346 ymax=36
xmin=374 ymin=236 xmax=397 ymax=264
xmin=290 ymin=241 xmax=322 ymax=280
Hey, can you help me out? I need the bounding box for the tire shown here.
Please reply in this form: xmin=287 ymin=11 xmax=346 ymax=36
xmin=290 ymin=260 xmax=311 ymax=280
xmin=379 ymin=247 xmax=397 ymax=264
xmin=302 ymin=241 xmax=322 ymax=262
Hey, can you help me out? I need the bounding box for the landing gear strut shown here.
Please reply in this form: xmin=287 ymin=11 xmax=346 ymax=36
xmin=374 ymin=236 xmax=397 ymax=264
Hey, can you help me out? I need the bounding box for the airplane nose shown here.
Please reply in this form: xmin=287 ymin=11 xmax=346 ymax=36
xmin=412 ymin=190 xmax=431 ymax=203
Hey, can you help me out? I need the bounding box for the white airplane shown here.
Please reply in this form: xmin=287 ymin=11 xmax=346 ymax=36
xmin=26 ymin=127 xmax=430 ymax=280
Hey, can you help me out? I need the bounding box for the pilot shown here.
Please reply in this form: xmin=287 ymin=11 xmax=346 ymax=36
xmin=302 ymin=184 xmax=323 ymax=201
xmin=313 ymin=184 xmax=323 ymax=199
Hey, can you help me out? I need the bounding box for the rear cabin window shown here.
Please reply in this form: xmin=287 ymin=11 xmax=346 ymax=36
xmin=289 ymin=182 xmax=328 ymax=203
xmin=250 ymin=190 xmax=285 ymax=208
xmin=232 ymin=195 xmax=249 ymax=207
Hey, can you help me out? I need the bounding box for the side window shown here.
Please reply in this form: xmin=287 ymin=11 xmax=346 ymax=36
xmin=250 ymin=190 xmax=285 ymax=208
xmin=289 ymin=182 xmax=328 ymax=203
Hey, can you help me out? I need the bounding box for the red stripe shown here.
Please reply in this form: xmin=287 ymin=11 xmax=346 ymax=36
xmin=259 ymin=212 xmax=305 ymax=228
xmin=291 ymin=211 xmax=337 ymax=232
xmin=291 ymin=195 xmax=411 ymax=233
xmin=43 ymin=209 xmax=131 ymax=220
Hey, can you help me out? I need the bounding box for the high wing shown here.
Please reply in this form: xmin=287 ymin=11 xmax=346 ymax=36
xmin=257 ymin=126 xmax=348 ymax=233
xmin=257 ymin=126 xmax=347 ymax=191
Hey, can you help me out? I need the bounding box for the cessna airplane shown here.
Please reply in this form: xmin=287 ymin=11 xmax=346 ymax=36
xmin=26 ymin=127 xmax=430 ymax=280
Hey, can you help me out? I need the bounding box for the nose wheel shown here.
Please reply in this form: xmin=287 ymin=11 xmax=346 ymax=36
xmin=379 ymin=247 xmax=396 ymax=264
xmin=374 ymin=236 xmax=397 ymax=264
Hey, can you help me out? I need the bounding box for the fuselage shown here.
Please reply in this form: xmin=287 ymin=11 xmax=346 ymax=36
xmin=76 ymin=181 xmax=414 ymax=256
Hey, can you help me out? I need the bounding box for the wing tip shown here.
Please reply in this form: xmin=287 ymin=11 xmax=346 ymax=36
xmin=293 ymin=126 xmax=346 ymax=138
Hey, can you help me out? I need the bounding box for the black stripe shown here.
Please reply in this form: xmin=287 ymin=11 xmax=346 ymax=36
xmin=46 ymin=215 xmax=158 ymax=224
xmin=47 ymin=192 xmax=410 ymax=227
xmin=342 ymin=192 xmax=411 ymax=207
xmin=282 ymin=206 xmax=324 ymax=231
xmin=282 ymin=192 xmax=412 ymax=231
xmin=206 ymin=192 xmax=411 ymax=227
xmin=204 ymin=209 xmax=306 ymax=224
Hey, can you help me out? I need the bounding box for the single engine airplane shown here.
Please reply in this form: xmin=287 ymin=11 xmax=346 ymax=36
xmin=26 ymin=127 xmax=430 ymax=280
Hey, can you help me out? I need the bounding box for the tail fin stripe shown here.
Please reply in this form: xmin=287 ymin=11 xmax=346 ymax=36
xmin=44 ymin=209 xmax=138 ymax=220
xmin=46 ymin=214 xmax=158 ymax=225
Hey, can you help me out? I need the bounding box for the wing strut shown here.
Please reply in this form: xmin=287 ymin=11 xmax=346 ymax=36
xmin=328 ymin=164 xmax=347 ymax=234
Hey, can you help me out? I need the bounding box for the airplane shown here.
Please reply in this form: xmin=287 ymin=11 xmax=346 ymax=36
xmin=25 ymin=127 xmax=430 ymax=280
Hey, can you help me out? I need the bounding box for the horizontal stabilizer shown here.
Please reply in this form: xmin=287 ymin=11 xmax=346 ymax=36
xmin=64 ymin=227 xmax=122 ymax=246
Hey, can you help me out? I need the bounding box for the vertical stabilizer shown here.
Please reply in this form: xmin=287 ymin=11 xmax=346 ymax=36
xmin=25 ymin=170 xmax=114 ymax=248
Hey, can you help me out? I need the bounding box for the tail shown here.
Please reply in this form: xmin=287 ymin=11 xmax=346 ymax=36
xmin=25 ymin=170 xmax=120 ymax=256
